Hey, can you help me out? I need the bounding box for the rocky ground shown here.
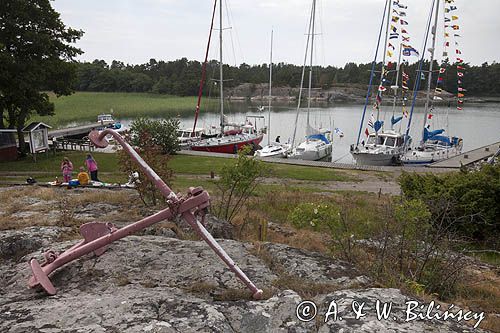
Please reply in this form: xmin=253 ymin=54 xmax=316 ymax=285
xmin=0 ymin=187 xmax=490 ymax=332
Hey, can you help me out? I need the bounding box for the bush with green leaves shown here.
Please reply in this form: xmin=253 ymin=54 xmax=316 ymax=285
xmin=129 ymin=117 xmax=180 ymax=154
xmin=399 ymin=164 xmax=499 ymax=240
xmin=118 ymin=118 xmax=177 ymax=206
xmin=212 ymin=146 xmax=267 ymax=223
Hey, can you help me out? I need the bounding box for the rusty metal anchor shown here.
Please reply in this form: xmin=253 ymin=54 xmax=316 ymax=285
xmin=27 ymin=129 xmax=263 ymax=300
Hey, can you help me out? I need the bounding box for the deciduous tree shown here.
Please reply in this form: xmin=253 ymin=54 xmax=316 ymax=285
xmin=0 ymin=0 xmax=83 ymax=152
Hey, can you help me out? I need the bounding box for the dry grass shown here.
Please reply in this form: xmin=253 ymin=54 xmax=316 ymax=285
xmin=212 ymin=287 xmax=275 ymax=301
xmin=67 ymin=190 xmax=135 ymax=206
xmin=184 ymin=281 xmax=218 ymax=295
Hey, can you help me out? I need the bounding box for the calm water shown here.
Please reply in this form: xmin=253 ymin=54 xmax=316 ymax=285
xmin=124 ymin=102 xmax=500 ymax=164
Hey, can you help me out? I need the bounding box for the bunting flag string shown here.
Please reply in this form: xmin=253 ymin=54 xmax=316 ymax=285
xmin=444 ymin=0 xmax=466 ymax=110
xmin=369 ymin=0 xmax=417 ymax=130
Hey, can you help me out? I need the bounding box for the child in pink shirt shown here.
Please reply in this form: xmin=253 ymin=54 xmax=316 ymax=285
xmin=61 ymin=157 xmax=73 ymax=183
xmin=85 ymin=154 xmax=100 ymax=182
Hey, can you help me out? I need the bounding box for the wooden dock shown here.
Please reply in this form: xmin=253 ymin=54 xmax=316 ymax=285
xmin=48 ymin=121 xmax=113 ymax=139
xmin=178 ymin=150 xmax=455 ymax=173
xmin=430 ymin=141 xmax=500 ymax=168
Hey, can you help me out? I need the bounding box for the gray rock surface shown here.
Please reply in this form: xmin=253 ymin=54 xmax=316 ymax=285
xmin=0 ymin=227 xmax=484 ymax=332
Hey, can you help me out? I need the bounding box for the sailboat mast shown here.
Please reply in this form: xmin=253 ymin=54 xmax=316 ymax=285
xmin=421 ymin=0 xmax=440 ymax=143
xmin=355 ymin=0 xmax=390 ymax=146
xmin=375 ymin=0 xmax=392 ymax=140
xmin=219 ymin=0 xmax=224 ymax=134
xmin=268 ymin=29 xmax=273 ymax=145
xmin=192 ymin=0 xmax=218 ymax=137
xmin=291 ymin=1 xmax=314 ymax=147
xmin=306 ymin=0 xmax=317 ymax=132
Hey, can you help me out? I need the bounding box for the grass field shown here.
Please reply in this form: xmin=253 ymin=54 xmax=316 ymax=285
xmin=29 ymin=92 xmax=199 ymax=128
xmin=0 ymin=152 xmax=358 ymax=184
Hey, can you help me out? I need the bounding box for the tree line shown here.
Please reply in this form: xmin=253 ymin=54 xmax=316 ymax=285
xmin=73 ymin=58 xmax=500 ymax=97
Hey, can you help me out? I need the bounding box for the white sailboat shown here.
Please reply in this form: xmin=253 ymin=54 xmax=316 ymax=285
xmin=401 ymin=0 xmax=464 ymax=165
xmin=255 ymin=29 xmax=291 ymax=158
xmin=351 ymin=0 xmax=411 ymax=166
xmin=288 ymin=0 xmax=333 ymax=162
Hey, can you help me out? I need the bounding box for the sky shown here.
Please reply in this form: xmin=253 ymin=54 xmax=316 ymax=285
xmin=52 ymin=0 xmax=500 ymax=68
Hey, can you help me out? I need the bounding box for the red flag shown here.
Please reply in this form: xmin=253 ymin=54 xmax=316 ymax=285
xmin=365 ymin=128 xmax=369 ymax=137
xmin=428 ymin=114 xmax=433 ymax=120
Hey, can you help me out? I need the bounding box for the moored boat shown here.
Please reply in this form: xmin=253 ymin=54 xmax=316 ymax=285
xmin=189 ymin=0 xmax=263 ymax=154
xmin=401 ymin=0 xmax=465 ymax=165
xmin=351 ymin=130 xmax=407 ymax=166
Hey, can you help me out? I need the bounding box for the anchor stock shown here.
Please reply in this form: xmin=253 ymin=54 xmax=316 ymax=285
xmin=27 ymin=128 xmax=263 ymax=300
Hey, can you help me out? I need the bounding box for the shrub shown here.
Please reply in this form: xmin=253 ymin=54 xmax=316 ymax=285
xmin=398 ymin=164 xmax=500 ymax=240
xmin=211 ymin=146 xmax=267 ymax=223
xmin=129 ymin=117 xmax=180 ymax=155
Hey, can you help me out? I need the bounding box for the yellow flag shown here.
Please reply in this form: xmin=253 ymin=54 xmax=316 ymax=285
xmin=387 ymin=50 xmax=394 ymax=57
xmin=452 ymin=15 xmax=459 ymax=20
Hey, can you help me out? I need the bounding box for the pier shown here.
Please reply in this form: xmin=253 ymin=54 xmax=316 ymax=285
xmin=177 ymin=150 xmax=455 ymax=173
xmin=48 ymin=121 xmax=113 ymax=140
xmin=430 ymin=141 xmax=500 ymax=168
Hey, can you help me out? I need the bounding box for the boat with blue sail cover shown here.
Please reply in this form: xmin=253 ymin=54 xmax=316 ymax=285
xmin=351 ymin=0 xmax=417 ymax=166
xmin=402 ymin=0 xmax=464 ymax=165
xmin=288 ymin=0 xmax=333 ymax=162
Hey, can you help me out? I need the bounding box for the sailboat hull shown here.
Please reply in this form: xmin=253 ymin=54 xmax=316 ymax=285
xmin=351 ymin=150 xmax=401 ymax=166
xmin=402 ymin=144 xmax=463 ymax=165
xmin=191 ymin=134 xmax=263 ymax=154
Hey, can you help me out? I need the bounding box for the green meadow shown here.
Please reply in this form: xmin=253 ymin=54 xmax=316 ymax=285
xmin=30 ymin=92 xmax=199 ymax=128
xmin=0 ymin=152 xmax=357 ymax=184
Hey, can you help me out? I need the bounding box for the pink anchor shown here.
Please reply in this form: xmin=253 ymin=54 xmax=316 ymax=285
xmin=27 ymin=128 xmax=263 ymax=300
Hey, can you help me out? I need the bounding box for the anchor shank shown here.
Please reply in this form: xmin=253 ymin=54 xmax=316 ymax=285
xmin=37 ymin=208 xmax=173 ymax=278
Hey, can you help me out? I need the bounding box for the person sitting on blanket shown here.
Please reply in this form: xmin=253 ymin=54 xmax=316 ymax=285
xmin=77 ymin=166 xmax=90 ymax=186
